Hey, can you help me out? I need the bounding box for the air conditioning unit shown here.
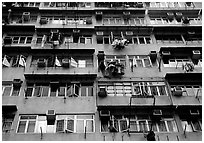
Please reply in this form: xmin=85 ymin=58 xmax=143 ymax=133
xmin=192 ymin=50 xmax=201 ymax=60
xmin=167 ymin=12 xmax=174 ymax=21
xmin=62 ymin=58 xmax=70 ymax=67
xmin=39 ymin=17 xmax=48 ymax=24
xmin=149 ymin=51 xmax=157 ymax=62
xmin=153 ymin=109 xmax=162 ymax=116
xmin=190 ymin=109 xmax=200 ymax=115
xmin=96 ymin=32 xmax=103 ymax=36
xmin=126 ymin=31 xmax=133 ymax=36
xmin=37 ymin=58 xmax=46 ymax=67
xmin=22 ymin=12 xmax=30 ymax=21
xmin=173 ymin=86 xmax=183 ymax=96
xmin=98 ymin=87 xmax=107 ymax=97
xmin=186 ymin=2 xmax=192 ymax=6
xmin=46 ymin=110 xmax=55 ymax=116
xmin=175 ymin=12 xmax=183 ymax=22
xmin=99 ymin=110 xmax=110 ymax=120
xmin=4 ymin=37 xmax=12 ymax=44
xmin=162 ymin=51 xmax=171 ymax=56
xmin=13 ymin=79 xmax=22 ymax=87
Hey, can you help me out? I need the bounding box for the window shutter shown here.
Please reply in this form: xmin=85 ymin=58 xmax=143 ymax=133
xmin=73 ymin=84 xmax=79 ymax=97
xmin=56 ymin=120 xmax=64 ymax=132
xmin=66 ymin=118 xmax=74 ymax=133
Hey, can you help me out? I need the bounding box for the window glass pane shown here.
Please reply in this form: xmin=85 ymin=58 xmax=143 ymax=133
xmin=139 ymin=37 xmax=145 ymax=44
xmin=148 ymin=121 xmax=157 ymax=132
xmin=12 ymin=56 xmax=19 ymax=67
xmin=27 ymin=121 xmax=36 ymax=133
xmin=120 ymin=120 xmax=128 ymax=132
xmin=50 ymin=87 xmax=57 ymax=97
xmin=181 ymin=120 xmax=193 ymax=132
xmin=17 ymin=121 xmax=26 ymax=133
xmin=133 ymin=38 xmax=138 ymax=44
xmin=192 ymin=120 xmax=202 ymax=131
xmin=139 ymin=121 xmax=148 ymax=132
xmin=2 ymin=86 xmax=12 ymax=96
xmin=104 ymin=37 xmax=109 ymax=44
xmin=76 ymin=120 xmax=84 ymax=133
xmin=26 ymin=37 xmax=32 ymax=44
xmin=136 ymin=59 xmax=143 ymax=67
xmin=13 ymin=37 xmax=19 ymax=44
xmin=67 ymin=86 xmax=72 ymax=96
xmin=58 ymin=87 xmax=66 ymax=97
xmin=25 ymin=87 xmax=33 ymax=97
xmin=185 ymin=86 xmax=194 ymax=96
xmin=144 ymin=58 xmax=151 ymax=67
xmin=3 ymin=122 xmax=12 ymax=131
xmin=101 ymin=120 xmax=109 ymax=132
xmin=56 ymin=120 xmax=64 ymax=132
xmin=81 ymin=86 xmax=87 ymax=96
xmin=34 ymin=86 xmax=42 ymax=97
xmin=130 ymin=121 xmax=137 ymax=132
xmin=67 ymin=119 xmax=74 ymax=132
xmin=86 ymin=120 xmax=94 ymax=132
xmin=150 ymin=86 xmax=158 ymax=95
xmin=158 ymin=86 xmax=166 ymax=96
xmin=88 ymin=87 xmax=93 ymax=96
xmin=167 ymin=120 xmax=176 ymax=132
xmin=11 ymin=86 xmax=20 ymax=96
xmin=42 ymin=86 xmax=49 ymax=97
xmin=158 ymin=121 xmax=167 ymax=132
xmin=19 ymin=37 xmax=26 ymax=44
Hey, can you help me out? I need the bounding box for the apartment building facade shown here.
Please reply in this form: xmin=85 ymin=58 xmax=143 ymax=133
xmin=2 ymin=2 xmax=202 ymax=141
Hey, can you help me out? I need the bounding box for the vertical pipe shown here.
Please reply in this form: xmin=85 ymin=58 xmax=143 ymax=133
xmin=166 ymin=135 xmax=169 ymax=141
xmin=157 ymin=135 xmax=160 ymax=141
xmin=40 ymin=127 xmax=43 ymax=140
xmin=177 ymin=135 xmax=179 ymax=141
xmin=84 ymin=126 xmax=86 ymax=139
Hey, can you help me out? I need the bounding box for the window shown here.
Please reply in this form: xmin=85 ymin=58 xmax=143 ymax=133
xmin=25 ymin=82 xmax=94 ymax=98
xmin=171 ymin=85 xmax=202 ymax=96
xmin=132 ymin=36 xmax=152 ymax=44
xmin=4 ymin=36 xmax=33 ymax=44
xmin=2 ymin=115 xmax=14 ymax=132
xmin=163 ymin=58 xmax=192 ymax=68
xmin=103 ymin=17 xmax=122 ymax=25
xmin=133 ymin=82 xmax=167 ymax=96
xmin=101 ymin=115 xmax=177 ymax=133
xmin=2 ymin=84 xmax=21 ymax=96
xmin=17 ymin=115 xmax=37 ymax=133
xmin=79 ymin=37 xmax=92 ymax=44
xmin=105 ymin=55 xmax=126 ymax=67
xmin=155 ymin=34 xmax=184 ymax=43
xmin=56 ymin=115 xmax=94 ymax=133
xmin=128 ymin=18 xmax=145 ymax=25
xmin=2 ymin=55 xmax=27 ymax=68
xmin=129 ymin=55 xmax=153 ymax=68
xmin=181 ymin=118 xmax=202 ymax=132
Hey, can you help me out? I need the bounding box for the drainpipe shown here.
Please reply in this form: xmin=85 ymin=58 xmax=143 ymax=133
xmin=40 ymin=127 xmax=43 ymax=140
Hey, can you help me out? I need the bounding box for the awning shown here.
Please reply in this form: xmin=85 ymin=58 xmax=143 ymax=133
xmin=165 ymin=73 xmax=202 ymax=84
xmin=2 ymin=105 xmax=18 ymax=114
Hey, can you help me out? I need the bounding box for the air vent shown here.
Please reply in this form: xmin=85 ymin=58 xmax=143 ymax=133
xmin=162 ymin=51 xmax=171 ymax=56
xmin=126 ymin=31 xmax=133 ymax=36
xmin=96 ymin=32 xmax=103 ymax=36
xmin=99 ymin=110 xmax=110 ymax=120
xmin=190 ymin=109 xmax=200 ymax=115
xmin=153 ymin=109 xmax=162 ymax=116
xmin=13 ymin=79 xmax=22 ymax=87
xmin=192 ymin=50 xmax=201 ymax=60
xmin=173 ymin=86 xmax=183 ymax=96
xmin=46 ymin=110 xmax=55 ymax=115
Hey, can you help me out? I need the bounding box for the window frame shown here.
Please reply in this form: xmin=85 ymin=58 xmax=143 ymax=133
xmin=2 ymin=84 xmax=21 ymax=97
